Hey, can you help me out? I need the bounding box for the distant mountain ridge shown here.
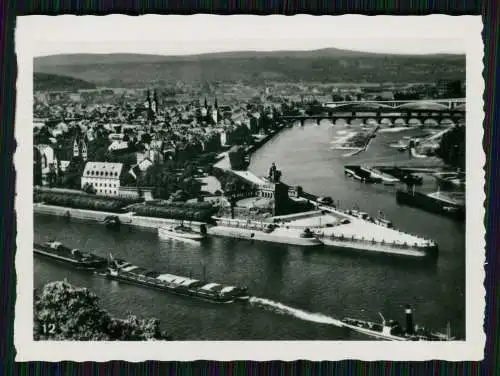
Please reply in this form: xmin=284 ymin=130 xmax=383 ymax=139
xmin=34 ymin=48 xmax=465 ymax=87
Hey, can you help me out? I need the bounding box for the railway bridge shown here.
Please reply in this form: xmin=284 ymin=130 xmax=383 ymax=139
xmin=280 ymin=99 xmax=466 ymax=126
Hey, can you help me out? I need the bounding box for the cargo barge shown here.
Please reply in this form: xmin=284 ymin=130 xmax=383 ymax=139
xmin=33 ymin=241 xmax=108 ymax=269
xmin=396 ymin=189 xmax=465 ymax=220
xmin=344 ymin=165 xmax=381 ymax=183
xmin=103 ymin=258 xmax=250 ymax=303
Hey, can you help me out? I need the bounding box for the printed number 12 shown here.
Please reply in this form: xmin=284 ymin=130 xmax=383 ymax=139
xmin=43 ymin=323 xmax=56 ymax=334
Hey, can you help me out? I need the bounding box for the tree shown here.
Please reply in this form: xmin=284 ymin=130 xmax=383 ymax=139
xmin=436 ymin=125 xmax=465 ymax=169
xmin=34 ymin=281 xmax=172 ymax=341
xmin=82 ymin=182 xmax=97 ymax=194
xmin=62 ymin=156 xmax=86 ymax=189
xmin=141 ymin=133 xmax=152 ymax=145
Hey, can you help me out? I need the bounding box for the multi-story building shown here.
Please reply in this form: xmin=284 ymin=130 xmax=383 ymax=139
xmin=81 ymin=162 xmax=124 ymax=196
xmin=436 ymin=80 xmax=464 ymax=98
xmin=34 ymin=144 xmax=58 ymax=186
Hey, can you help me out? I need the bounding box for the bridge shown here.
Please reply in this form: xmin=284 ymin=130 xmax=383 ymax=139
xmin=280 ymin=99 xmax=466 ymax=126
xmin=323 ymin=98 xmax=465 ymax=110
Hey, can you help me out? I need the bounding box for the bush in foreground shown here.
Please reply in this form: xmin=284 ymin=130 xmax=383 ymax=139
xmin=34 ymin=281 xmax=172 ymax=341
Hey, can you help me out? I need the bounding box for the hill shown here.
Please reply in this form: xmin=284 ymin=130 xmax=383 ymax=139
xmin=34 ymin=72 xmax=97 ymax=91
xmin=34 ymin=49 xmax=465 ymax=87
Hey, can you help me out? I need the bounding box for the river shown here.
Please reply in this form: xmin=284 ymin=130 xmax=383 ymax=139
xmin=34 ymin=120 xmax=465 ymax=340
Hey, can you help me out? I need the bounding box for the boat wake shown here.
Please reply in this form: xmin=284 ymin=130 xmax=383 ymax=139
xmin=249 ymin=297 xmax=344 ymax=327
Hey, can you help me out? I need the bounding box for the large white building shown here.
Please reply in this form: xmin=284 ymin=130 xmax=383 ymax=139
xmin=81 ymin=162 xmax=123 ymax=196
xmin=35 ymin=144 xmax=58 ymax=185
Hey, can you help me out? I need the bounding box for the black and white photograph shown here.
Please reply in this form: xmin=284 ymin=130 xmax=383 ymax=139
xmin=15 ymin=15 xmax=484 ymax=361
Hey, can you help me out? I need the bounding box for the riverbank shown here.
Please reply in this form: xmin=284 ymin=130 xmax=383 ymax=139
xmin=34 ymin=203 xmax=206 ymax=232
xmin=330 ymin=126 xmax=379 ymax=157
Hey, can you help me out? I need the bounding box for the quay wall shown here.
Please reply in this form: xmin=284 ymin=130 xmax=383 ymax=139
xmin=208 ymin=226 xmax=322 ymax=247
xmin=271 ymin=210 xmax=325 ymax=223
xmin=34 ymin=204 xmax=206 ymax=231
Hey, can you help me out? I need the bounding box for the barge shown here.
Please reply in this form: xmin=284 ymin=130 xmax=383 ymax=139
xmin=104 ymin=257 xmax=250 ymax=303
xmin=33 ymin=241 xmax=108 ymax=269
xmin=396 ymin=189 xmax=465 ymax=220
xmin=344 ymin=165 xmax=381 ymax=183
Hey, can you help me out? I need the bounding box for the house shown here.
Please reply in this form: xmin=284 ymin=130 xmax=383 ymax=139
xmin=80 ymin=162 xmax=124 ymax=196
xmin=35 ymin=144 xmax=58 ymax=185
xmin=108 ymin=140 xmax=129 ymax=152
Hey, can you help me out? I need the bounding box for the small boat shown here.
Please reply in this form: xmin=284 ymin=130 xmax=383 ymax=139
xmin=348 ymin=209 xmax=371 ymax=221
xmin=33 ymin=241 xmax=108 ymax=269
xmin=374 ymin=217 xmax=394 ymax=228
xmin=158 ymin=223 xmax=206 ymax=241
xmin=341 ymin=305 xmax=454 ymax=341
xmin=374 ymin=211 xmax=394 ymax=228
xmin=300 ymin=228 xmax=315 ymax=238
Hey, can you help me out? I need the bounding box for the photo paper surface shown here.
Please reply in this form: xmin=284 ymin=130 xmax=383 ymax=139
xmin=15 ymin=15 xmax=485 ymax=361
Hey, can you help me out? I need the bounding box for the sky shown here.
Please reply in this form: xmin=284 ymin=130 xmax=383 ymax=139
xmin=18 ymin=15 xmax=477 ymax=57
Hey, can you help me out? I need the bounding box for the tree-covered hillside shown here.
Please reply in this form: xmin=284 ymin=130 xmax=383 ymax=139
xmin=34 ymin=72 xmax=97 ymax=91
xmin=34 ymin=49 xmax=465 ymax=87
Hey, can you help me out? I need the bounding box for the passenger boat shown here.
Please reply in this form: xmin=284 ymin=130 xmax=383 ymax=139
xmin=373 ymin=211 xmax=394 ymax=228
xmin=341 ymin=306 xmax=454 ymax=341
xmin=158 ymin=223 xmax=206 ymax=241
xmin=103 ymin=257 xmax=250 ymax=303
xmin=33 ymin=241 xmax=108 ymax=269
xmin=347 ymin=209 xmax=370 ymax=220
xmin=373 ymin=217 xmax=394 ymax=228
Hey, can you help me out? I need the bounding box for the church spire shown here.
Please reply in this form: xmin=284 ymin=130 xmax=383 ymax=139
xmin=80 ymin=139 xmax=88 ymax=161
xmin=73 ymin=138 xmax=80 ymax=158
xmin=152 ymin=89 xmax=158 ymax=114
xmin=145 ymin=89 xmax=151 ymax=109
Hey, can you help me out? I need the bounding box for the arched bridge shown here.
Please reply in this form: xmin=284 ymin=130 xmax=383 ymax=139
xmin=324 ymin=98 xmax=465 ymax=110
xmin=280 ymin=99 xmax=466 ymax=126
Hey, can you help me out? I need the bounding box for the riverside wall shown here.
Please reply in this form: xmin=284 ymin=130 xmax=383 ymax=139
xmin=34 ymin=204 xmax=206 ymax=232
xmin=208 ymin=226 xmax=322 ymax=247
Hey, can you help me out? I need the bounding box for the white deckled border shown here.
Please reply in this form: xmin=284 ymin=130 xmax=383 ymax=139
xmin=14 ymin=14 xmax=485 ymax=361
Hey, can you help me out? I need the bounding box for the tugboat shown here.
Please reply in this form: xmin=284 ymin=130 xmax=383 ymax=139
xmin=341 ymin=305 xmax=454 ymax=341
xmin=103 ymin=256 xmax=250 ymax=303
xmin=158 ymin=222 xmax=206 ymax=241
xmin=33 ymin=241 xmax=108 ymax=269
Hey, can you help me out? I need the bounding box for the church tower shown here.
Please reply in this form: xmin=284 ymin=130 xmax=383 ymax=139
xmin=201 ymin=97 xmax=208 ymax=119
xmin=152 ymin=89 xmax=158 ymax=114
xmin=211 ymin=96 xmax=219 ymax=125
xmin=73 ymin=139 xmax=80 ymax=158
xmin=145 ymin=89 xmax=151 ymax=110
xmin=81 ymin=139 xmax=88 ymax=161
